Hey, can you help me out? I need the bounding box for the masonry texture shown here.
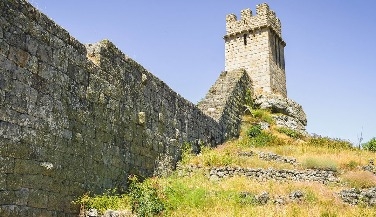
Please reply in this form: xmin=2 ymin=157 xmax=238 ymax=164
xmin=225 ymin=3 xmax=287 ymax=97
xmin=198 ymin=69 xmax=251 ymax=140
xmin=0 ymin=0 xmax=251 ymax=216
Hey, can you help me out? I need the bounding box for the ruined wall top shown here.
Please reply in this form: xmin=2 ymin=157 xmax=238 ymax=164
xmin=225 ymin=3 xmax=283 ymax=40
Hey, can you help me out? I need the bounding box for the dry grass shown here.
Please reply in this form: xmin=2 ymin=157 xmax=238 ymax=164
xmin=341 ymin=170 xmax=376 ymax=188
xmin=80 ymin=114 xmax=376 ymax=216
xmin=160 ymin=175 xmax=375 ymax=217
xmin=169 ymin=115 xmax=376 ymax=216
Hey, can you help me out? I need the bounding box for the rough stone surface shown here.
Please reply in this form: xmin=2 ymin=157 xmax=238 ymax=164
xmin=209 ymin=167 xmax=339 ymax=184
xmin=83 ymin=209 xmax=133 ymax=217
xmin=289 ymin=190 xmax=304 ymax=201
xmin=198 ymin=69 xmax=251 ymax=140
xmin=362 ymin=160 xmax=376 ymax=175
xmin=254 ymin=94 xmax=307 ymax=131
xmin=239 ymin=151 xmax=298 ymax=165
xmin=339 ymin=188 xmax=376 ymax=206
xmin=0 ymin=0 xmax=251 ymax=215
xmin=225 ymin=3 xmax=287 ymax=97
xmin=256 ymin=192 xmax=270 ymax=205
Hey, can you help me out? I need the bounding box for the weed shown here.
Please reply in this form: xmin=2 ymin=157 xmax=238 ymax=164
xmin=303 ymin=157 xmax=338 ymax=171
xmin=180 ymin=142 xmax=194 ymax=165
xmin=251 ymin=109 xmax=274 ymax=124
xmin=320 ymin=210 xmax=338 ymax=217
xmin=248 ymin=131 xmax=275 ymax=147
xmin=73 ymin=189 xmax=130 ymax=215
xmin=277 ymin=127 xmax=303 ymax=139
xmin=247 ymin=124 xmax=262 ymax=138
xmin=201 ymin=147 xmax=235 ymax=167
xmin=341 ymin=171 xmax=376 ymax=188
xmin=344 ymin=160 xmax=360 ymax=170
xmin=128 ymin=176 xmax=165 ymax=217
xmin=244 ymin=88 xmax=254 ymax=108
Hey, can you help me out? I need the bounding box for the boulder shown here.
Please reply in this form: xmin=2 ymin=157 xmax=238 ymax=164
xmin=254 ymin=94 xmax=307 ymax=131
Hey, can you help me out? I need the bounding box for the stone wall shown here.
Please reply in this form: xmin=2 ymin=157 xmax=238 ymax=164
xmin=0 ymin=0 xmax=251 ymax=216
xmin=198 ymin=69 xmax=251 ymax=140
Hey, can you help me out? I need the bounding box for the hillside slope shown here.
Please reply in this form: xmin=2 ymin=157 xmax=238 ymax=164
xmin=77 ymin=110 xmax=376 ymax=217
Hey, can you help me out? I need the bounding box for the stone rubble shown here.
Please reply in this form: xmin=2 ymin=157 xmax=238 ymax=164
xmin=339 ymin=188 xmax=376 ymax=206
xmin=239 ymin=191 xmax=305 ymax=205
xmin=209 ymin=167 xmax=339 ymax=184
xmin=84 ymin=209 xmax=133 ymax=217
xmin=362 ymin=159 xmax=376 ymax=175
xmin=239 ymin=151 xmax=298 ymax=165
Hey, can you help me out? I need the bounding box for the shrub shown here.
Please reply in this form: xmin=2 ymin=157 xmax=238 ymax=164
xmin=247 ymin=124 xmax=262 ymax=138
xmin=251 ymin=109 xmax=274 ymax=124
xmin=73 ymin=189 xmax=130 ymax=215
xmin=362 ymin=138 xmax=376 ymax=152
xmin=128 ymin=176 xmax=165 ymax=217
xmin=249 ymin=131 xmax=278 ymax=147
xmin=277 ymin=127 xmax=303 ymax=139
xmin=303 ymin=157 xmax=338 ymax=171
xmin=308 ymin=135 xmax=353 ymax=150
xmin=341 ymin=171 xmax=376 ymax=188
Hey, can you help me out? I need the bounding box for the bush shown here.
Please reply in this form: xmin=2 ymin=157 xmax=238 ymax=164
xmin=128 ymin=176 xmax=165 ymax=217
xmin=342 ymin=171 xmax=376 ymax=188
xmin=362 ymin=138 xmax=376 ymax=152
xmin=249 ymin=131 xmax=279 ymax=147
xmin=251 ymin=109 xmax=274 ymax=124
xmin=303 ymin=157 xmax=338 ymax=171
xmin=247 ymin=124 xmax=262 ymax=138
xmin=277 ymin=127 xmax=303 ymax=139
xmin=73 ymin=189 xmax=130 ymax=215
xmin=308 ymin=135 xmax=353 ymax=150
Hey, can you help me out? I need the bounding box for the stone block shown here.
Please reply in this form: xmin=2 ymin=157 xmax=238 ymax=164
xmin=0 ymin=156 xmax=14 ymax=173
xmin=8 ymin=46 xmax=29 ymax=68
xmin=0 ymin=173 xmax=6 ymax=191
xmin=14 ymin=159 xmax=43 ymax=175
xmin=0 ymin=190 xmax=15 ymax=204
xmin=14 ymin=188 xmax=29 ymax=206
xmin=28 ymin=189 xmax=48 ymax=209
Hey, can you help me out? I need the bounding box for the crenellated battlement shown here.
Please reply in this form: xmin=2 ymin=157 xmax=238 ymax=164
xmin=225 ymin=3 xmax=283 ymax=40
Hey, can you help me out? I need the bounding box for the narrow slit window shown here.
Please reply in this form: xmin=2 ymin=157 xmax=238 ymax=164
xmin=243 ymin=34 xmax=247 ymax=45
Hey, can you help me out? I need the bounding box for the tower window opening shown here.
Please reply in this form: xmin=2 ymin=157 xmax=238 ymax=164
xmin=243 ymin=34 xmax=247 ymax=45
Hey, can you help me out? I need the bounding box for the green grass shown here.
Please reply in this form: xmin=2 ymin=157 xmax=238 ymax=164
xmin=251 ymin=109 xmax=274 ymax=124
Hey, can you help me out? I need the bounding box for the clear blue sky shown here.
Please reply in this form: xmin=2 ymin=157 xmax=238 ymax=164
xmin=29 ymin=0 xmax=376 ymax=145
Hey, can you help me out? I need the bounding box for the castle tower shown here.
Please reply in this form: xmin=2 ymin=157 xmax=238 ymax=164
xmin=224 ymin=3 xmax=287 ymax=97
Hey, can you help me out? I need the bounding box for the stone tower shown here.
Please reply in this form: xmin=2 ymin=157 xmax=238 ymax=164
xmin=224 ymin=3 xmax=287 ymax=97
